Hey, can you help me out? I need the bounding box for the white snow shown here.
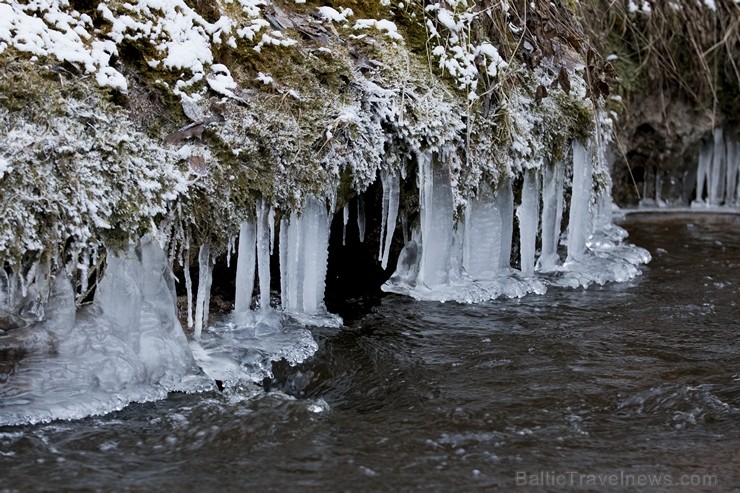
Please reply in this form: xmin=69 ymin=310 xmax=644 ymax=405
xmin=317 ymin=6 xmax=354 ymax=23
xmin=353 ymin=19 xmax=403 ymax=41
xmin=0 ymin=157 xmax=11 ymax=179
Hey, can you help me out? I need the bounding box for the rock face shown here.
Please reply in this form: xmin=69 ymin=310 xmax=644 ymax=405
xmin=609 ymin=92 xmax=726 ymax=207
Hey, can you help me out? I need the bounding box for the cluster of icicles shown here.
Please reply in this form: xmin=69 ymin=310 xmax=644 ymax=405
xmin=0 ymin=139 xmax=651 ymax=426
xmin=692 ymin=128 xmax=740 ymax=208
xmin=382 ymin=141 xmax=651 ymax=302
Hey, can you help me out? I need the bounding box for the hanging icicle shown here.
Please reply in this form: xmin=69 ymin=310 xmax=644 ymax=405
xmin=256 ymin=200 xmax=271 ymax=313
xmin=537 ymin=161 xmax=564 ymax=272
xmin=342 ymin=204 xmax=349 ymax=246
xmin=193 ymin=243 xmax=212 ymax=339
xmin=517 ymin=169 xmax=540 ymax=276
xmin=357 ymin=195 xmax=366 ymax=243
xmin=379 ymin=172 xmax=400 ymax=270
xmin=567 ymin=141 xmax=594 ymax=261
xmin=234 ymin=221 xmax=257 ymax=317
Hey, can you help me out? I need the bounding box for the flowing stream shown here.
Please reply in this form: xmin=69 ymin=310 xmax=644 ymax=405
xmin=1 ymin=214 xmax=738 ymax=491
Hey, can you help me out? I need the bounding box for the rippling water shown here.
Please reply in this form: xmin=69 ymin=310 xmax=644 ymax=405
xmin=1 ymin=214 xmax=739 ymax=491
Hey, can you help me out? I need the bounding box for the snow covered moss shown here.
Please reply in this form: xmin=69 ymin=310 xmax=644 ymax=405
xmin=0 ymin=55 xmax=188 ymax=277
xmin=0 ymin=0 xmax=615 ymax=291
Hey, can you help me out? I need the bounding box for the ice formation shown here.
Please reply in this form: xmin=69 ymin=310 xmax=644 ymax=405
xmin=517 ymin=169 xmax=540 ymax=276
xmin=192 ymin=196 xmax=337 ymax=389
xmin=379 ymin=171 xmax=401 ymax=270
xmin=0 ymin=237 xmax=212 ymax=427
xmin=693 ymin=128 xmax=740 ymax=207
xmin=567 ymin=140 xmax=594 ymax=261
xmin=537 ymin=162 xmax=565 ymax=272
xmin=383 ymin=140 xmax=650 ymax=302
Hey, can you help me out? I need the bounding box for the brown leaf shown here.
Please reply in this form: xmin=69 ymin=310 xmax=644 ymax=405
xmin=164 ymin=123 xmax=205 ymax=144
xmin=535 ymin=84 xmax=548 ymax=103
xmin=596 ymin=80 xmax=610 ymax=97
xmin=558 ymin=66 xmax=571 ymax=94
xmin=603 ymin=61 xmax=617 ymax=78
xmin=189 ymin=154 xmax=207 ymax=175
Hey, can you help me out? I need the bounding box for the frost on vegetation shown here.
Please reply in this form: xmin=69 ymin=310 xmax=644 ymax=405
xmin=424 ymin=3 xmax=509 ymax=99
xmin=0 ymin=0 xmax=281 ymax=94
xmin=0 ymin=63 xmax=188 ymax=274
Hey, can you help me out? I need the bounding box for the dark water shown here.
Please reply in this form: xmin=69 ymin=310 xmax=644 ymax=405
xmin=2 ymin=215 xmax=739 ymax=492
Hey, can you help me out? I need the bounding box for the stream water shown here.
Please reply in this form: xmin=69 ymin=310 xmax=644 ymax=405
xmin=1 ymin=214 xmax=739 ymax=491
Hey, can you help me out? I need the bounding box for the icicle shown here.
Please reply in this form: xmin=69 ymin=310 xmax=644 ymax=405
xmin=463 ymin=182 xmax=501 ymax=280
xmin=278 ymin=196 xmax=331 ymax=315
xmin=342 ymin=204 xmax=349 ymax=246
xmin=203 ymin=257 xmax=214 ymax=330
xmin=279 ymin=218 xmax=289 ymax=310
xmin=567 ymin=141 xmax=594 ymax=261
xmin=256 ymin=200 xmax=271 ymax=313
xmin=694 ymin=139 xmax=712 ymax=204
xmin=517 ymin=169 xmax=540 ymax=276
xmin=225 ymin=234 xmax=234 ymax=269
xmin=357 ymin=195 xmax=366 ymax=243
xmin=537 ymin=161 xmax=564 ymax=272
xmin=417 ymin=151 xmax=454 ymax=287
xmin=496 ymin=175 xmax=514 ymax=269
xmin=378 ymin=172 xmax=390 ymax=262
xmin=401 ymin=210 xmax=409 ymax=245
xmin=311 ymin=197 xmax=331 ymax=314
xmin=183 ymin=246 xmax=194 ymax=329
xmin=726 ymin=140 xmax=739 ymax=206
xmin=193 ymin=243 xmax=210 ymax=339
xmin=234 ymin=221 xmax=256 ymax=316
xmin=0 ymin=268 xmax=10 ymax=311
xmin=79 ymin=251 xmax=89 ymax=299
xmin=268 ymin=207 xmax=276 ymax=256
xmin=300 ymin=198 xmax=321 ymax=313
xmin=380 ymin=173 xmax=400 ymax=270
xmin=709 ymin=128 xmax=725 ymax=205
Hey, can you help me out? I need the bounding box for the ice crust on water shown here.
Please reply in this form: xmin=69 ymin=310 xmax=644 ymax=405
xmin=0 ymin=237 xmax=212 ymax=427
xmin=383 ymin=141 xmax=650 ymax=303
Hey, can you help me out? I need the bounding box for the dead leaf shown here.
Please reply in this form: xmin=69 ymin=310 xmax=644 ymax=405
xmin=558 ymin=66 xmax=571 ymax=94
xmin=535 ymin=84 xmax=548 ymax=103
